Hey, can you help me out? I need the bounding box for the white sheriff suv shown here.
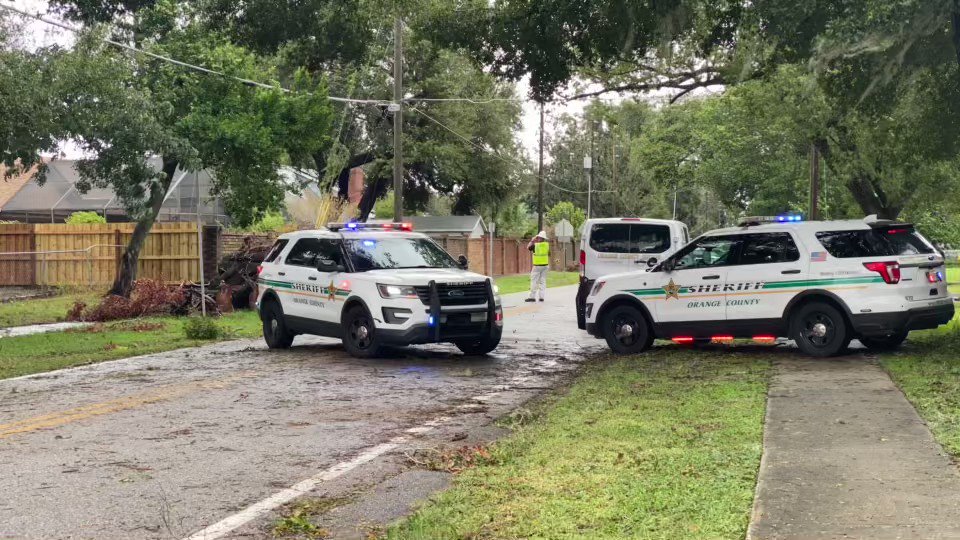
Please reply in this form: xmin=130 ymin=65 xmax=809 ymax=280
xmin=584 ymin=215 xmax=954 ymax=357
xmin=256 ymin=222 xmax=503 ymax=358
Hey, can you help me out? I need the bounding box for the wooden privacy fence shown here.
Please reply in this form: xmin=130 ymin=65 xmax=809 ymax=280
xmin=433 ymin=236 xmax=576 ymax=276
xmin=0 ymin=222 xmax=202 ymax=286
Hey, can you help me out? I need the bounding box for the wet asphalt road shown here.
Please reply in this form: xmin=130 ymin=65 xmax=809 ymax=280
xmin=0 ymin=285 xmax=601 ymax=539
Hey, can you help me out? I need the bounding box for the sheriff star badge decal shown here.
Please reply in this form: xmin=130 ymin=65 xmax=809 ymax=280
xmin=663 ymin=279 xmax=681 ymax=300
xmin=327 ymin=281 xmax=338 ymax=302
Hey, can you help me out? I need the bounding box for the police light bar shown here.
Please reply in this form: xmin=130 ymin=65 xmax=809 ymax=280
xmin=327 ymin=221 xmax=413 ymax=232
xmin=738 ymin=214 xmax=804 ymax=226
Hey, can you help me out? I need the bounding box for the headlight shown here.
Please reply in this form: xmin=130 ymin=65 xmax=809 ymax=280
xmin=591 ymin=280 xmax=606 ymax=296
xmin=377 ymin=284 xmax=419 ymax=299
xmin=493 ymin=284 xmax=500 ymax=295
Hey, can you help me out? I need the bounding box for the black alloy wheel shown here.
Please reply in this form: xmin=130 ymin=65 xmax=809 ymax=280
xmin=791 ymin=302 xmax=850 ymax=357
xmin=602 ymin=305 xmax=653 ymax=354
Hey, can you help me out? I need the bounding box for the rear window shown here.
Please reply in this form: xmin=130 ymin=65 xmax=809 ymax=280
xmin=815 ymin=228 xmax=934 ymax=258
xmin=589 ymin=223 xmax=670 ymax=254
xmin=263 ymin=239 xmax=289 ymax=263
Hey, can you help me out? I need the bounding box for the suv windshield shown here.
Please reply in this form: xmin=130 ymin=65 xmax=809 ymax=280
xmin=815 ymin=227 xmax=935 ymax=258
xmin=344 ymin=237 xmax=459 ymax=271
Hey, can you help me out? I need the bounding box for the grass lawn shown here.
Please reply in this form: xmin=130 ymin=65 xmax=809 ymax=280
xmin=0 ymin=311 xmax=261 ymax=380
xmin=881 ymin=313 xmax=960 ymax=456
xmin=495 ymin=271 xmax=580 ymax=295
xmin=0 ymin=289 xmax=103 ymax=327
xmin=388 ymin=349 xmax=770 ymax=540
xmin=946 ymin=266 xmax=960 ymax=294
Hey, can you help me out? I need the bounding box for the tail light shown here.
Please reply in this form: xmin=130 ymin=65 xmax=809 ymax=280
xmin=863 ymin=261 xmax=900 ymax=284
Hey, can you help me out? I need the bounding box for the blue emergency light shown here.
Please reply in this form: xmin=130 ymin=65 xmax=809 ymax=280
xmin=739 ymin=214 xmax=805 ymax=226
xmin=327 ymin=222 xmax=414 ymax=232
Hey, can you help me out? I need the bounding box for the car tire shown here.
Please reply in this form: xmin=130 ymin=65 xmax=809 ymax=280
xmin=342 ymin=305 xmax=384 ymax=358
xmin=601 ymin=304 xmax=653 ymax=355
xmin=261 ymin=300 xmax=294 ymax=349
xmin=455 ymin=327 xmax=503 ymax=356
xmin=860 ymin=331 xmax=908 ymax=352
xmin=790 ymin=302 xmax=850 ymax=357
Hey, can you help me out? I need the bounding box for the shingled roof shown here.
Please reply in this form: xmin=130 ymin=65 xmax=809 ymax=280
xmin=0 ymin=165 xmax=38 ymax=211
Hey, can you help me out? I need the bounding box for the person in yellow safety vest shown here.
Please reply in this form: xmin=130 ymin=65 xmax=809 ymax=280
xmin=526 ymin=230 xmax=550 ymax=302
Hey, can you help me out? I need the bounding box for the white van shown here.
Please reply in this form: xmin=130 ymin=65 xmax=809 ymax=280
xmin=576 ymin=218 xmax=689 ymax=328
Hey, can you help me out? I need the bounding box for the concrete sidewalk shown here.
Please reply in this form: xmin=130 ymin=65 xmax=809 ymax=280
xmin=750 ymin=356 xmax=960 ymax=539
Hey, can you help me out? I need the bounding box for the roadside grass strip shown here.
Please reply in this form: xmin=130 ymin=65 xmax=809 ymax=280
xmin=494 ymin=271 xmax=580 ymax=295
xmin=947 ymin=266 xmax=960 ymax=294
xmin=388 ymin=350 xmax=770 ymax=539
xmin=0 ymin=289 xmax=102 ymax=327
xmin=0 ymin=311 xmax=261 ymax=380
xmin=881 ymin=316 xmax=960 ymax=457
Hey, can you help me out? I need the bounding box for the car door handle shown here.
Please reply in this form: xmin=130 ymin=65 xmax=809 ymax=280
xmin=308 ymin=276 xmax=318 ymax=281
xmin=781 ymin=269 xmax=801 ymax=275
xmin=278 ymin=272 xmax=286 ymax=276
xmin=703 ymin=275 xmax=720 ymax=280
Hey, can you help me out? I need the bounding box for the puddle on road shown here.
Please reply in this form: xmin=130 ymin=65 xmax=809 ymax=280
xmin=0 ymin=322 xmax=90 ymax=338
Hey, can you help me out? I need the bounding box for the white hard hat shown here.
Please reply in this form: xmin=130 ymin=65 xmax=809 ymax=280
xmin=537 ymin=230 xmax=547 ymax=239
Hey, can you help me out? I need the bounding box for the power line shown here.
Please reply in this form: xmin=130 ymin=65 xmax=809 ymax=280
xmin=0 ymin=2 xmax=389 ymax=105
xmin=409 ymin=105 xmax=518 ymax=164
xmin=405 ymin=97 xmax=523 ymax=104
xmin=410 ymin=106 xmax=615 ymax=195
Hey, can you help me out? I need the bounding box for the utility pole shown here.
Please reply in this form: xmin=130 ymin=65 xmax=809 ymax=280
xmin=195 ymin=172 xmax=206 ymax=317
xmin=809 ymin=144 xmax=821 ymax=220
xmin=673 ymin=185 xmax=678 ymax=220
xmin=584 ymin=155 xmax=593 ymax=219
xmin=587 ymin=120 xmax=595 ymax=219
xmin=392 ymin=15 xmax=403 ymax=223
xmin=537 ymin=103 xmax=545 ymax=231
xmin=611 ymin=135 xmax=617 ymax=215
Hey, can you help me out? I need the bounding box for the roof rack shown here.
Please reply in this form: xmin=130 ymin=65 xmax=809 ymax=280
xmin=327 ymin=222 xmax=413 ymax=232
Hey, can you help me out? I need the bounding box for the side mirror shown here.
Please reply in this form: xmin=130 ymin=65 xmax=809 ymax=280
xmin=646 ymin=257 xmax=659 ymax=268
xmin=457 ymin=255 xmax=469 ymax=269
xmin=316 ymin=258 xmax=344 ymax=273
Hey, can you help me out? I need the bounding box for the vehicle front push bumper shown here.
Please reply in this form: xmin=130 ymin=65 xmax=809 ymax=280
xmin=378 ymin=279 xmax=502 ymax=345
xmin=852 ymin=302 xmax=955 ymax=337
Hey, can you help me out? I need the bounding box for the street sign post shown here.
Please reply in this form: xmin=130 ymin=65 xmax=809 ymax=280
xmin=555 ymin=219 xmax=574 ymax=241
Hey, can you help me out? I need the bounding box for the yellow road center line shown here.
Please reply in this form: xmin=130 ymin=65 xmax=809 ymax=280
xmin=0 ymin=371 xmax=256 ymax=439
xmin=504 ymin=304 xmax=541 ymax=316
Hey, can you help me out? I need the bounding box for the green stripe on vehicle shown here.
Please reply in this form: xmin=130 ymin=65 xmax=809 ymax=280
xmin=257 ymin=279 xmax=351 ymax=296
xmin=259 ymin=279 xmax=294 ymax=289
xmin=622 ymin=275 xmax=882 ymax=296
xmin=762 ymin=276 xmax=883 ymax=289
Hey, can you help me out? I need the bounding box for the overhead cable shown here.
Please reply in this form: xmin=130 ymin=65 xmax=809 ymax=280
xmin=0 ymin=2 xmax=388 ymax=105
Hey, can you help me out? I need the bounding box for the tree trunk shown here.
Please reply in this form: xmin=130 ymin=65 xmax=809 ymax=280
xmin=845 ymin=176 xmax=901 ymax=220
xmin=108 ymin=158 xmax=177 ymax=297
xmin=952 ymin=0 xmax=960 ymax=66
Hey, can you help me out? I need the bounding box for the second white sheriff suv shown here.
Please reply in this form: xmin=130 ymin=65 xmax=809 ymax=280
xmin=584 ymin=215 xmax=954 ymax=357
xmin=256 ymin=222 xmax=503 ymax=358
xmin=576 ymin=218 xmax=689 ymax=329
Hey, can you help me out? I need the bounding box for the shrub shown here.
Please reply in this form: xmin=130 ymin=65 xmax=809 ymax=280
xmin=65 ymin=211 xmax=107 ymax=225
xmin=67 ymin=279 xmax=186 ymax=322
xmin=249 ymin=211 xmax=287 ymax=233
xmin=183 ymin=317 xmax=223 ymax=340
